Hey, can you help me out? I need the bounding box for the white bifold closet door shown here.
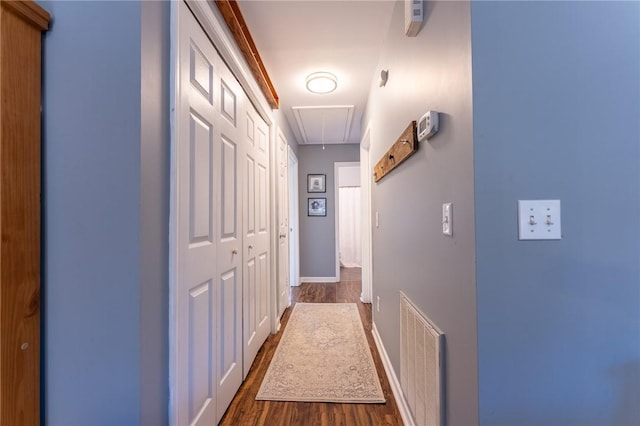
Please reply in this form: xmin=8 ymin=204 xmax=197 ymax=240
xmin=242 ymin=104 xmax=271 ymax=379
xmin=174 ymin=2 xmax=270 ymax=425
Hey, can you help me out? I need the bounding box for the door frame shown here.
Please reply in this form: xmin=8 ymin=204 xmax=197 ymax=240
xmin=360 ymin=124 xmax=373 ymax=303
xmin=288 ymin=147 xmax=300 ymax=287
xmin=169 ymin=1 xmax=276 ymax=422
xmin=334 ymin=161 xmax=361 ymax=282
xmin=275 ymin=127 xmax=290 ymax=319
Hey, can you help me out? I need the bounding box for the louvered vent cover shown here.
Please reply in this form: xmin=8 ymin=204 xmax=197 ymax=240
xmin=400 ymin=292 xmax=445 ymax=426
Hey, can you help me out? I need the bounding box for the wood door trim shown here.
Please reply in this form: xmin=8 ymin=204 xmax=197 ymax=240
xmin=0 ymin=1 xmax=49 ymax=425
xmin=214 ymin=0 xmax=279 ymax=110
xmin=1 ymin=0 xmax=50 ymax=31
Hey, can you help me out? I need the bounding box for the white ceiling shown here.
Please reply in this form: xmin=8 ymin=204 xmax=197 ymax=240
xmin=236 ymin=0 xmax=396 ymax=145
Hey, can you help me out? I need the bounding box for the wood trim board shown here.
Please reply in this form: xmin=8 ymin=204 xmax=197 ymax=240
xmin=214 ymin=0 xmax=280 ymax=109
xmin=373 ymin=121 xmax=418 ymax=182
xmin=0 ymin=1 xmax=49 ymax=424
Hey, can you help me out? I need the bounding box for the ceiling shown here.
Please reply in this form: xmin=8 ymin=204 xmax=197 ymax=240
xmin=236 ymin=0 xmax=396 ymax=145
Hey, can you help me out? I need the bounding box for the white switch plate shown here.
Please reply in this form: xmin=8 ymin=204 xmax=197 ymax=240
xmin=518 ymin=200 xmax=561 ymax=240
xmin=442 ymin=202 xmax=452 ymax=236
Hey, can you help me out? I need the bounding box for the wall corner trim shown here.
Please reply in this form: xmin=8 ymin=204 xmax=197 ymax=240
xmin=299 ymin=276 xmax=339 ymax=283
xmin=372 ymin=322 xmax=416 ymax=426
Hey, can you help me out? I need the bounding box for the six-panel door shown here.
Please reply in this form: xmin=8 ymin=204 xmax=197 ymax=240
xmin=175 ymin=3 xmax=271 ymax=425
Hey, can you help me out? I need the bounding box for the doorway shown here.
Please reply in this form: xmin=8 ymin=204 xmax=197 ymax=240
xmin=334 ymin=161 xmax=361 ymax=281
xmin=288 ymin=147 xmax=300 ymax=287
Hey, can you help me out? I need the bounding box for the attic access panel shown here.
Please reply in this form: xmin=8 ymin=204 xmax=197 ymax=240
xmin=292 ymin=105 xmax=355 ymax=144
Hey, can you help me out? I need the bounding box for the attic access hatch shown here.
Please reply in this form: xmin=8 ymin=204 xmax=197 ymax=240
xmin=373 ymin=121 xmax=418 ymax=182
xmin=292 ymin=105 xmax=355 ymax=144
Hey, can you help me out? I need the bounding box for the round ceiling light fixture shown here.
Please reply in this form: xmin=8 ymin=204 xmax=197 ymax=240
xmin=305 ymin=72 xmax=337 ymax=94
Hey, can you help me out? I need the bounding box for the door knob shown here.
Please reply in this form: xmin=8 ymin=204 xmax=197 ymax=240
xmin=232 ymin=249 xmax=238 ymax=255
xmin=279 ymin=234 xmax=286 ymax=239
xmin=248 ymin=245 xmax=254 ymax=249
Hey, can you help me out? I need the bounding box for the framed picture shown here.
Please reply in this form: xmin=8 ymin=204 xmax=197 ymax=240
xmin=307 ymin=174 xmax=326 ymax=193
xmin=308 ymin=198 xmax=327 ymax=217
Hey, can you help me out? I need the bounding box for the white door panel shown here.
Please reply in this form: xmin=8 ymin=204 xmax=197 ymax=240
xmin=176 ymin=4 xmax=217 ymax=425
xmin=175 ymin=3 xmax=272 ymax=425
xmin=215 ymin=63 xmax=243 ymax=422
xmin=243 ymin=108 xmax=270 ymax=376
xmin=277 ymin=131 xmax=290 ymax=317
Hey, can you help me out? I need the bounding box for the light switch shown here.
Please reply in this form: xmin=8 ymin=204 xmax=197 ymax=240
xmin=518 ymin=200 xmax=561 ymax=240
xmin=442 ymin=203 xmax=452 ymax=236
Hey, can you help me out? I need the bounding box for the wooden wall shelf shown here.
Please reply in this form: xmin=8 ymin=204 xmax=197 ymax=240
xmin=373 ymin=121 xmax=418 ymax=182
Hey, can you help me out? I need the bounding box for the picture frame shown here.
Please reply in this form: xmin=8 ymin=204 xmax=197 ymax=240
xmin=307 ymin=174 xmax=326 ymax=193
xmin=307 ymin=198 xmax=327 ymax=217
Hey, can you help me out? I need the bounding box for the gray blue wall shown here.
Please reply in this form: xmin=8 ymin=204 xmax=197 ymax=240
xmin=471 ymin=2 xmax=640 ymax=425
xmin=41 ymin=1 xmax=170 ymax=424
xmin=298 ymin=144 xmax=360 ymax=278
xmin=140 ymin=1 xmax=170 ymax=425
xmin=364 ymin=2 xmax=478 ymax=425
xmin=40 ymin=1 xmax=299 ymax=424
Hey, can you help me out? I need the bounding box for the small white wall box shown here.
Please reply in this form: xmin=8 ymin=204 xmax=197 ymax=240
xmin=418 ymin=110 xmax=439 ymax=142
xmin=405 ymin=0 xmax=423 ymax=37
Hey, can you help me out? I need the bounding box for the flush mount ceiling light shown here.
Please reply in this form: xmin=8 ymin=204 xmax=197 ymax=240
xmin=305 ymin=72 xmax=337 ymax=94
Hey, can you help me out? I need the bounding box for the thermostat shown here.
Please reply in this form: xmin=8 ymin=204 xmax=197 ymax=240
xmin=418 ymin=111 xmax=439 ymax=142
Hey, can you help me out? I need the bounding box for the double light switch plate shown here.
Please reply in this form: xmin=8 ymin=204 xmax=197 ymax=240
xmin=518 ymin=200 xmax=561 ymax=240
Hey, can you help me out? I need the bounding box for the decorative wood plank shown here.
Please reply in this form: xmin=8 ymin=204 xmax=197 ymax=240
xmin=214 ymin=0 xmax=280 ymax=109
xmin=0 ymin=2 xmax=49 ymax=425
xmin=374 ymin=121 xmax=418 ymax=182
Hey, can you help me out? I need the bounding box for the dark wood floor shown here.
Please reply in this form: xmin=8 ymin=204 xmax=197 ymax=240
xmin=219 ymin=267 xmax=403 ymax=425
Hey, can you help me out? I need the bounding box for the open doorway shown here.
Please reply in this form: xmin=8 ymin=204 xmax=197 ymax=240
xmin=334 ymin=162 xmax=362 ymax=282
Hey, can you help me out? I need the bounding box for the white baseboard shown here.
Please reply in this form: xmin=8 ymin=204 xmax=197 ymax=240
xmin=299 ymin=276 xmax=338 ymax=283
xmin=372 ymin=321 xmax=415 ymax=426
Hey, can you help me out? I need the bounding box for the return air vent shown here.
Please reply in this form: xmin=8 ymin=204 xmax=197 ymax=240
xmin=400 ymin=292 xmax=445 ymax=426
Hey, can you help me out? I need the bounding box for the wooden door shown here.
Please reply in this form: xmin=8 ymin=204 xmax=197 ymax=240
xmin=0 ymin=2 xmax=49 ymax=425
xmin=242 ymin=107 xmax=270 ymax=377
xmin=174 ymin=4 xmax=219 ymax=424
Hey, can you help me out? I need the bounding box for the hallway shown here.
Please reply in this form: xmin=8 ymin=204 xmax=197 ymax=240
xmin=219 ymin=268 xmax=403 ymax=425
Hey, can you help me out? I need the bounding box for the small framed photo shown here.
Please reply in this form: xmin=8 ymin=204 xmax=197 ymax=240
xmin=308 ymin=198 xmax=327 ymax=217
xmin=307 ymin=174 xmax=326 ymax=193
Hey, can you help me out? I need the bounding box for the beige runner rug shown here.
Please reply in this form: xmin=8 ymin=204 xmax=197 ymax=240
xmin=256 ymin=303 xmax=385 ymax=403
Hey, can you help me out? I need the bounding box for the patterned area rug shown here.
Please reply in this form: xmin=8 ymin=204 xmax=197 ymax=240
xmin=256 ymin=303 xmax=385 ymax=403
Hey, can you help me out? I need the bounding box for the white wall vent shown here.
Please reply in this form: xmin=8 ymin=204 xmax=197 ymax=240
xmin=405 ymin=0 xmax=423 ymax=37
xmin=400 ymin=292 xmax=445 ymax=426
